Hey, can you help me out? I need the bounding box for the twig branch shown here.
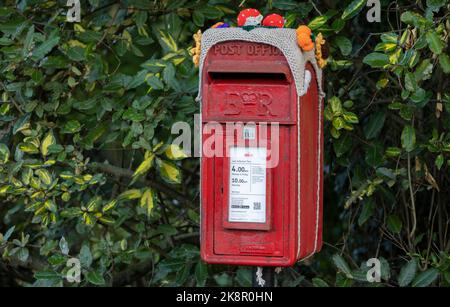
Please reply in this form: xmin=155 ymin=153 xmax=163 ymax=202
xmin=407 ymin=153 xmax=417 ymax=242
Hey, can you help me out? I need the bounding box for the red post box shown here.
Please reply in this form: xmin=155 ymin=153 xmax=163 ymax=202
xmin=199 ymin=31 xmax=323 ymax=267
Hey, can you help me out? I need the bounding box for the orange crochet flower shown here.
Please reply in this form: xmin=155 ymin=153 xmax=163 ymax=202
xmin=296 ymin=25 xmax=311 ymax=36
xmin=296 ymin=25 xmax=314 ymax=52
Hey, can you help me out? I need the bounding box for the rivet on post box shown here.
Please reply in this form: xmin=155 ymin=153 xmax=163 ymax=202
xmin=197 ymin=28 xmax=325 ymax=267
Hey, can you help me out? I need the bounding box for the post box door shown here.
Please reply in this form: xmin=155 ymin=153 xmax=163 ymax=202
xmin=212 ymin=124 xmax=285 ymax=257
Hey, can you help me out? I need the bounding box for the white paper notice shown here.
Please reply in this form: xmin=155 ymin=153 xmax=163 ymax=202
xmin=229 ymin=147 xmax=267 ymax=223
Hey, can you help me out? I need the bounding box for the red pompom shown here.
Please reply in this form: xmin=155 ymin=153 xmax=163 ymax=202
xmin=237 ymin=8 xmax=263 ymax=27
xmin=262 ymin=14 xmax=285 ymax=28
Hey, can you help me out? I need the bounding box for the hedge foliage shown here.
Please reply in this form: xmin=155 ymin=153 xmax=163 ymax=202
xmin=0 ymin=0 xmax=449 ymax=286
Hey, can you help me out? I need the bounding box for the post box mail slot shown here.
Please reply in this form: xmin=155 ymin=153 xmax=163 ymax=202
xmin=200 ymin=40 xmax=323 ymax=267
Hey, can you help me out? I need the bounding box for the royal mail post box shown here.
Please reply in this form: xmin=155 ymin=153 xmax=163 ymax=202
xmin=199 ymin=37 xmax=323 ymax=266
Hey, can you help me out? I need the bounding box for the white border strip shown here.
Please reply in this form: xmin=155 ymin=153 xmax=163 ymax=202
xmin=297 ymin=68 xmax=322 ymax=260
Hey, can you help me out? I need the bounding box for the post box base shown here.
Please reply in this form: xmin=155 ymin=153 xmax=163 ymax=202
xmin=201 ymin=251 xmax=298 ymax=267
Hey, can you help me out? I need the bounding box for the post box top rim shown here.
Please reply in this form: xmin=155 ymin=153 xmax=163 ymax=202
xmin=196 ymin=27 xmax=325 ymax=103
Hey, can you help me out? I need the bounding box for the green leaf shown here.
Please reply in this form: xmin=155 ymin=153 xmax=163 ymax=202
xmin=22 ymin=25 xmax=35 ymax=58
xmin=365 ymin=143 xmax=383 ymax=167
xmin=332 ymin=254 xmax=353 ymax=278
xmin=131 ymin=153 xmax=155 ymax=185
xmin=331 ymin=18 xmax=345 ymax=32
xmin=165 ymin=144 xmax=189 ymax=160
xmin=332 ymin=117 xmax=345 ymax=130
xmin=13 ymin=114 xmax=31 ymax=135
xmin=140 ymin=188 xmax=155 ymax=217
xmin=0 ymin=185 xmax=11 ymax=195
xmin=158 ymin=31 xmax=178 ymax=52
xmin=195 ymin=261 xmax=208 ymax=286
xmin=386 ymin=147 xmax=401 ymax=157
xmin=404 ymin=72 xmax=417 ymax=92
xmin=335 ymin=273 xmax=354 ymax=287
xmin=86 ymin=271 xmax=106 ymax=286
xmin=333 ymin=134 xmax=352 ymax=157
xmin=342 ymin=111 xmax=359 ymax=124
xmin=174 ymin=263 xmax=191 ymax=285
xmin=192 ymin=11 xmax=204 ymax=27
xmin=329 ymin=96 xmax=342 ymax=114
xmin=41 ymin=132 xmax=56 ymax=157
xmin=130 ymin=0 xmax=153 ymax=9
xmin=308 ymin=16 xmax=328 ymax=30
xmin=122 ymin=108 xmax=145 ymax=122
xmin=31 ymin=31 xmax=60 ymax=61
xmin=19 ymin=143 xmax=39 ymax=154
xmin=363 ymin=53 xmax=389 ymax=68
xmin=400 ymin=11 xmax=428 ymax=27
xmin=157 ymin=159 xmax=182 ymax=184
xmin=358 ymin=199 xmax=375 ymax=226
xmin=79 ymin=244 xmax=93 ymax=268
xmin=34 ymin=270 xmax=61 ymax=280
xmin=214 ymin=273 xmax=232 ymax=287
xmin=163 ymin=63 xmax=176 ymax=85
xmin=0 ymin=143 xmax=10 ymax=164
xmin=426 ymin=31 xmax=444 ymax=55
xmin=66 ymin=46 xmax=86 ymax=61
xmin=83 ymin=123 xmax=108 ymax=148
xmin=401 ymin=125 xmax=416 ymax=152
xmin=412 ymin=268 xmax=439 ymax=287
xmin=102 ymin=200 xmax=117 ymax=213
xmin=415 ymin=59 xmax=433 ymax=81
xmin=0 ymin=102 xmax=9 ymax=115
xmin=36 ymin=169 xmax=52 ymax=186
xmin=435 ymin=154 xmax=444 ymax=170
xmin=341 ymin=0 xmax=367 ymax=20
xmin=426 ymin=0 xmax=446 ymax=10
xmin=334 ymin=36 xmax=352 ymax=56
xmin=127 ymin=70 xmax=147 ymax=89
xmin=439 ymin=53 xmax=450 ymax=74
xmin=379 ymin=257 xmax=391 ymax=281
xmin=398 ymin=259 xmax=417 ymax=287
xmin=0 ymin=18 xmax=27 ymax=38
xmin=375 ymin=42 xmax=397 ymax=53
xmin=48 ymin=254 xmax=67 ymax=266
xmin=376 ymin=167 xmax=396 ymax=181
xmin=118 ymin=189 xmax=142 ymax=201
xmin=147 ymin=76 xmax=164 ymax=90
xmin=59 ymin=237 xmax=69 ymax=256
xmin=63 ymin=120 xmax=82 ymax=133
xmin=17 ymin=247 xmax=29 ymax=262
xmin=410 ymin=88 xmax=428 ymax=105
xmin=387 ymin=214 xmax=402 ymax=234
xmin=272 ymin=0 xmax=298 ymax=10
xmin=312 ymin=277 xmax=329 ymax=287
xmin=2 ymin=226 xmax=15 ymax=242
xmin=364 ymin=111 xmax=386 ymax=140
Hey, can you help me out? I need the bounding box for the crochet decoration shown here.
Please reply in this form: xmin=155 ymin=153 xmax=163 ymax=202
xmin=192 ymin=30 xmax=202 ymax=67
xmin=262 ymin=14 xmax=285 ymax=28
xmin=191 ymin=10 xmax=328 ymax=71
xmin=211 ymin=22 xmax=230 ymax=29
xmin=237 ymin=8 xmax=263 ymax=26
xmin=296 ymin=25 xmax=314 ymax=52
xmin=315 ymin=33 xmax=327 ymax=68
